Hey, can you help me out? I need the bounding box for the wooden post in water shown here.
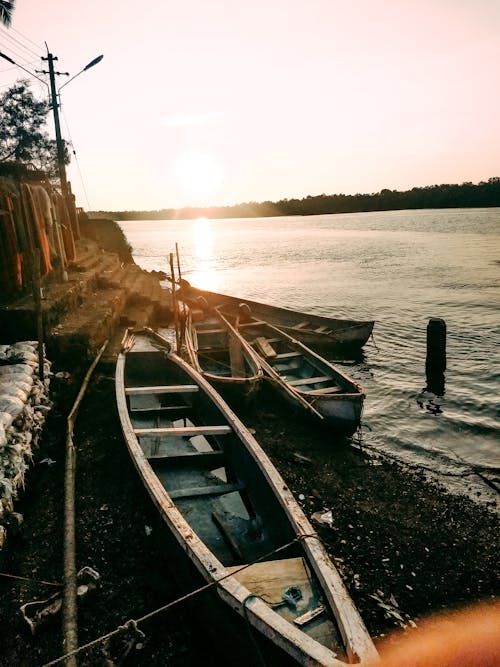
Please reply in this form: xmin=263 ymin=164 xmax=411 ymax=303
xmin=31 ymin=249 xmax=45 ymax=382
xmin=169 ymin=253 xmax=180 ymax=352
xmin=175 ymin=242 xmax=188 ymax=348
xmin=426 ymin=317 xmax=446 ymax=395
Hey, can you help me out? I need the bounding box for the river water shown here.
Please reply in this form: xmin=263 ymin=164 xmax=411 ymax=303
xmin=119 ymin=208 xmax=500 ymax=504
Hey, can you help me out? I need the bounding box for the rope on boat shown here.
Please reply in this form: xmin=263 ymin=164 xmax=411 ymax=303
xmin=242 ymin=594 xmax=269 ymax=666
xmin=41 ymin=533 xmax=320 ymax=667
xmin=197 ymin=352 xmax=232 ymax=372
xmin=368 ymin=330 xmax=379 ymax=352
xmin=62 ymin=339 xmax=109 ymax=667
xmin=0 ymin=572 xmax=62 ymax=587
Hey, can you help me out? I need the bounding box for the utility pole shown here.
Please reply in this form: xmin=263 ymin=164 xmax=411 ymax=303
xmin=2 ymin=47 xmax=103 ymax=199
xmin=40 ymin=52 xmax=69 ymax=197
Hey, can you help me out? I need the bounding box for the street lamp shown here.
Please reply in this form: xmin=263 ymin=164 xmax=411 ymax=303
xmin=0 ymin=49 xmax=103 ymax=197
xmin=59 ymin=54 xmax=103 ymax=93
xmin=41 ymin=51 xmax=103 ymax=198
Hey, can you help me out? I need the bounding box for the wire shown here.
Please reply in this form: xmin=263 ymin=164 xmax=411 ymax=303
xmin=61 ymin=106 xmax=92 ymax=210
xmin=0 ymin=43 xmax=46 ymax=87
xmin=0 ymin=29 xmax=42 ymax=59
xmin=0 ymin=40 xmax=39 ymax=67
xmin=0 ymin=59 xmax=40 ymax=74
xmin=9 ymin=25 xmax=44 ymax=52
xmin=0 ymin=65 xmax=24 ymax=73
xmin=41 ymin=533 xmax=319 ymax=667
xmin=0 ymin=572 xmax=62 ymax=587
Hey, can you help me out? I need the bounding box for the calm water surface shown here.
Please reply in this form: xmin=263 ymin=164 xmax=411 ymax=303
xmin=119 ymin=209 xmax=500 ymax=504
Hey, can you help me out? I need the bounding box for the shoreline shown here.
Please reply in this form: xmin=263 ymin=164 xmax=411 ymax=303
xmin=0 ymin=374 xmax=497 ymax=665
xmin=0 ymin=221 xmax=498 ymax=665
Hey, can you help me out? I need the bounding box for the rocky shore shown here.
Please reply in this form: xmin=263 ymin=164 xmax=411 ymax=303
xmin=0 ymin=221 xmax=498 ymax=666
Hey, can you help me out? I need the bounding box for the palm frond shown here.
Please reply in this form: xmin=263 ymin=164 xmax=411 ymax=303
xmin=0 ymin=0 xmax=16 ymax=27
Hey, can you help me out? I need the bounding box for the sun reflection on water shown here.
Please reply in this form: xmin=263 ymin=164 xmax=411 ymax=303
xmin=191 ymin=217 xmax=218 ymax=290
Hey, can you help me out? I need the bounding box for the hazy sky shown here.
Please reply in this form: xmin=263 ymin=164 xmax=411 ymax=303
xmin=1 ymin=0 xmax=499 ymax=211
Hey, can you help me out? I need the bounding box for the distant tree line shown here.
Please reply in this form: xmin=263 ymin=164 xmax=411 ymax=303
xmin=93 ymin=177 xmax=500 ymax=221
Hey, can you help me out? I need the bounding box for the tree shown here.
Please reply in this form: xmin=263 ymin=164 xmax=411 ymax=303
xmin=0 ymin=0 xmax=15 ymax=26
xmin=0 ymin=79 xmax=69 ymax=176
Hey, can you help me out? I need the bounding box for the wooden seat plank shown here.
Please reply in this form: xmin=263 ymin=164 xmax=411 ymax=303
xmin=134 ymin=425 xmax=232 ymax=437
xmin=274 ymin=351 xmax=302 ymax=360
xmin=226 ymin=557 xmax=336 ymax=645
xmin=169 ymin=482 xmax=243 ymax=500
xmin=148 ymin=450 xmax=224 ymax=467
xmin=228 ymin=334 xmax=246 ymax=376
xmin=254 ymin=336 xmax=277 ymax=359
xmin=130 ymin=405 xmax=191 ymax=414
xmin=238 ymin=320 xmax=267 ymax=328
xmin=126 ymin=385 xmax=199 ymax=395
xmin=293 ymin=321 xmax=310 ymax=329
xmin=288 ymin=375 xmax=331 ymax=386
xmin=196 ymin=328 xmax=226 ymax=335
xmin=307 ymin=385 xmax=344 ymax=395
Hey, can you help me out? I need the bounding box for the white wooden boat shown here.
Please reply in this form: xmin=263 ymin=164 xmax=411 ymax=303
xmin=183 ymin=308 xmax=263 ymax=401
xmin=116 ymin=328 xmax=377 ymax=666
xmin=178 ymin=281 xmax=374 ymax=351
xmin=222 ymin=312 xmax=364 ymax=435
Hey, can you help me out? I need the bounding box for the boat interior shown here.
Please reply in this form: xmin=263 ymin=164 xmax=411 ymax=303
xmin=123 ymin=341 xmax=344 ymax=654
xmin=191 ymin=315 xmax=257 ymax=380
xmin=233 ymin=320 xmax=348 ymax=395
xmin=185 ymin=288 xmax=365 ymax=330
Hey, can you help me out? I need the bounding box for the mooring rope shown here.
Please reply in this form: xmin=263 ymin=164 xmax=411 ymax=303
xmin=242 ymin=594 xmax=269 ymax=666
xmin=0 ymin=572 xmax=62 ymax=587
xmin=197 ymin=352 xmax=232 ymax=371
xmin=369 ymin=330 xmax=379 ymax=352
xmin=41 ymin=533 xmax=320 ymax=667
xmin=63 ymin=340 xmax=109 ymax=667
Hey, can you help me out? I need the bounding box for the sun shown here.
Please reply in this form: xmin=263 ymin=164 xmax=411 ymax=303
xmin=175 ymin=151 xmax=222 ymax=197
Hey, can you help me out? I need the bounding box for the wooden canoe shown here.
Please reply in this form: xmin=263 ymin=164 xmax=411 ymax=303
xmin=222 ymin=312 xmax=365 ymax=435
xmin=177 ymin=281 xmax=374 ymax=351
xmin=116 ymin=328 xmax=377 ymax=666
xmin=183 ymin=307 xmax=263 ymax=401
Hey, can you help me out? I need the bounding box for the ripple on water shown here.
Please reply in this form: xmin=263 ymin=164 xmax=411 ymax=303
xmin=120 ymin=210 xmax=500 ymax=504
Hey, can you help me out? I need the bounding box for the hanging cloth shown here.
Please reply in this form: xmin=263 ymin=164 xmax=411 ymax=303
xmin=66 ymin=191 xmax=80 ymax=240
xmin=20 ymin=183 xmax=52 ymax=276
xmin=0 ymin=177 xmax=29 ymax=253
xmin=0 ymin=192 xmax=23 ymax=292
xmin=54 ymin=193 xmax=76 ymax=262
xmin=43 ymin=185 xmax=68 ymax=271
xmin=33 ymin=185 xmax=57 ymax=259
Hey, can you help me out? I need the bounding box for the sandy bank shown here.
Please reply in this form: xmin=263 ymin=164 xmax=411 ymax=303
xmin=0 ymin=221 xmax=497 ymax=665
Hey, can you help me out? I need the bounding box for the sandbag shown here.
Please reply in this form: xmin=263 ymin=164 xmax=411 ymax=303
xmin=0 ymin=364 xmax=34 ymax=377
xmin=0 ymin=375 xmax=33 ymax=401
xmin=0 ymin=396 xmax=24 ymax=421
xmin=0 ymin=375 xmax=33 ymax=392
xmin=11 ymin=341 xmax=38 ymax=351
xmin=0 ymin=383 xmax=30 ymax=404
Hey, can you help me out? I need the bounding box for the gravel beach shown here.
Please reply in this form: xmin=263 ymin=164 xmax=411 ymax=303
xmin=0 ymin=369 xmax=498 ymax=666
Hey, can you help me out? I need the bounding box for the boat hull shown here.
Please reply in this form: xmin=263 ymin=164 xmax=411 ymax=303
xmin=182 ymin=309 xmax=263 ymax=403
xmin=116 ymin=328 xmax=377 ymax=665
xmin=178 ymin=283 xmax=374 ymax=350
xmin=222 ymin=317 xmax=365 ymax=435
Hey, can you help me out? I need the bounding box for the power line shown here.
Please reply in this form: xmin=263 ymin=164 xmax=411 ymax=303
xmin=0 ymin=63 xmax=36 ymax=73
xmin=8 ymin=25 xmax=44 ymax=52
xmin=0 ymin=58 xmax=40 ymax=73
xmin=61 ymin=106 xmax=92 ymax=210
xmin=0 ymin=28 xmax=42 ymax=59
xmin=0 ymin=41 xmax=40 ymax=67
